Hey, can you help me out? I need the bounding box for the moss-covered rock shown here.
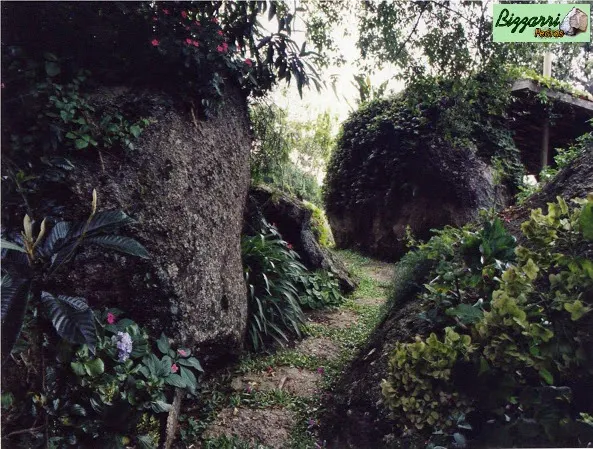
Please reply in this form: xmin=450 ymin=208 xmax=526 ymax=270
xmin=323 ymin=76 xmax=523 ymax=261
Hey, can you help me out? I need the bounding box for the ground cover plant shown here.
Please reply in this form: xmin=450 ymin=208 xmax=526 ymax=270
xmin=241 ymin=219 xmax=344 ymax=351
xmin=382 ymin=195 xmax=593 ymax=448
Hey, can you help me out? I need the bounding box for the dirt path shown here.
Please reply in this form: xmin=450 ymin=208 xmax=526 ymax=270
xmin=179 ymin=250 xmax=393 ymax=449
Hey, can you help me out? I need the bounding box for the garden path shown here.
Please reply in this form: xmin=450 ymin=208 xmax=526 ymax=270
xmin=180 ymin=251 xmax=393 ymax=449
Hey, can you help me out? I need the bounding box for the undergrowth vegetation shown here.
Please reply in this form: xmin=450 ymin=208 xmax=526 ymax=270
xmin=382 ymin=195 xmax=593 ymax=448
xmin=241 ymin=219 xmax=344 ymax=351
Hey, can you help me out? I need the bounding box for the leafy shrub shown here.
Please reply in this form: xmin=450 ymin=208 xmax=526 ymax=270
xmin=296 ymin=270 xmax=343 ymax=310
xmin=3 ymin=311 xmax=203 ymax=448
xmin=241 ymin=224 xmax=307 ymax=351
xmin=1 ymin=190 xmax=149 ymax=357
xmin=382 ymin=195 xmax=593 ymax=447
xmin=241 ymin=220 xmax=345 ymax=350
xmin=382 ymin=328 xmax=475 ymax=431
xmin=303 ymin=201 xmax=334 ymax=247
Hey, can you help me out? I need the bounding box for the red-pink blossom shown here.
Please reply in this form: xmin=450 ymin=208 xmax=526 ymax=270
xmin=222 ymin=42 xmax=228 ymax=51
xmin=185 ymin=38 xmax=192 ymax=45
xmin=151 ymin=39 xmax=159 ymax=47
xmin=217 ymin=45 xmax=224 ymax=53
xmin=171 ymin=363 xmax=179 ymax=373
xmin=178 ymin=349 xmax=188 ymax=356
xmin=192 ymin=40 xmax=200 ymax=47
xmin=217 ymin=30 xmax=223 ymax=36
xmin=107 ymin=312 xmax=116 ymax=324
xmin=211 ymin=17 xmax=219 ymax=23
xmin=287 ymin=243 xmax=293 ymax=250
xmin=244 ymin=58 xmax=253 ymax=66
xmin=181 ymin=11 xmax=188 ymax=19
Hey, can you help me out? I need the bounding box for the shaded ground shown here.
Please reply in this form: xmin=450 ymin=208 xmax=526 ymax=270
xmin=202 ymin=407 xmax=296 ymax=449
xmin=177 ymin=249 xmax=393 ymax=449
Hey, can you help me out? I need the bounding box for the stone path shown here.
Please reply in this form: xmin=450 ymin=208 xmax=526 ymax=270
xmin=193 ymin=251 xmax=393 ymax=448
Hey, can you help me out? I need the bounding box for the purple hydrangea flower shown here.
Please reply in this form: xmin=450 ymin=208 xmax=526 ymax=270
xmin=112 ymin=331 xmax=133 ymax=362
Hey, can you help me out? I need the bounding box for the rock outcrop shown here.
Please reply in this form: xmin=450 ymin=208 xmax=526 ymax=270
xmin=326 ymin=136 xmax=507 ymax=261
xmin=244 ymin=185 xmax=356 ymax=293
xmin=53 ymin=86 xmax=251 ymax=361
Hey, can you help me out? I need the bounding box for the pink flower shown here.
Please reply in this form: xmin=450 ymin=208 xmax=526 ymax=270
xmin=185 ymin=38 xmax=192 ymax=45
xmin=211 ymin=17 xmax=219 ymax=24
xmin=222 ymin=42 xmax=228 ymax=51
xmin=317 ymin=367 xmax=325 ymax=374
xmin=217 ymin=30 xmax=224 ymax=36
xmin=162 ymin=8 xmax=170 ymax=15
xmin=287 ymin=243 xmax=293 ymax=250
xmin=178 ymin=349 xmax=188 ymax=356
xmin=217 ymin=45 xmax=224 ymax=53
xmin=107 ymin=312 xmax=116 ymax=324
xmin=192 ymin=40 xmax=200 ymax=47
xmin=171 ymin=363 xmax=179 ymax=373
xmin=151 ymin=39 xmax=159 ymax=47
xmin=181 ymin=11 xmax=188 ymax=19
xmin=245 ymin=58 xmax=253 ymax=67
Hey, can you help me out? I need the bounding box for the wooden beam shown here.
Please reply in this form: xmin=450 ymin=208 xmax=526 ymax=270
xmin=511 ymin=79 xmax=593 ymax=114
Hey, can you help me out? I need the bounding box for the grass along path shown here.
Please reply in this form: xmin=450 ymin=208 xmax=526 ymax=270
xmin=177 ymin=250 xmax=393 ymax=449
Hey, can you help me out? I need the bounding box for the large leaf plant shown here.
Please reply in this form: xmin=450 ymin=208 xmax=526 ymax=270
xmin=1 ymin=189 xmax=149 ymax=359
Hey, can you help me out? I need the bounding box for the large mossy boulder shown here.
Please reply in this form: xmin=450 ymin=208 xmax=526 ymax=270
xmin=52 ymin=86 xmax=252 ymax=361
xmin=324 ymin=77 xmax=522 ymax=261
xmin=244 ymin=185 xmax=356 ymax=293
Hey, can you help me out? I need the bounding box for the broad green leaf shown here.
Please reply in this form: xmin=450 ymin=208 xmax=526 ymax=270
xmin=70 ymin=361 xmax=86 ymax=376
xmin=150 ymin=400 xmax=171 ymax=413
xmin=179 ymin=366 xmax=197 ymax=393
xmin=564 ymin=300 xmax=591 ymax=321
xmin=580 ymin=202 xmax=593 ymax=241
xmin=523 ymin=258 xmax=539 ymax=281
xmin=84 ymin=234 xmax=149 ymax=258
xmin=42 ymin=221 xmax=71 ymax=256
xmin=79 ymin=210 xmax=136 ymax=236
xmin=177 ymin=357 xmax=204 ymax=372
xmin=539 ymin=368 xmax=554 ymax=385
xmin=1 ymin=275 xmax=31 ymax=358
xmin=445 ymin=304 xmax=484 ymax=325
xmin=129 ymin=125 xmax=142 ymax=138
xmin=164 ymin=373 xmax=186 ymax=388
xmin=0 ymin=239 xmax=26 ymax=253
xmin=137 ymin=435 xmax=157 ymax=449
xmin=75 ymin=139 xmax=89 ymax=149
xmin=40 ymin=292 xmax=96 ymax=352
xmin=141 ymin=353 xmax=161 ymax=377
xmin=84 ymin=358 xmax=104 ymax=376
xmin=156 ymin=333 xmax=170 ymax=355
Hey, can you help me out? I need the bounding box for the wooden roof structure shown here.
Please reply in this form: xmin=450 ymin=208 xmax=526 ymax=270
xmin=509 ymin=79 xmax=593 ymax=175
